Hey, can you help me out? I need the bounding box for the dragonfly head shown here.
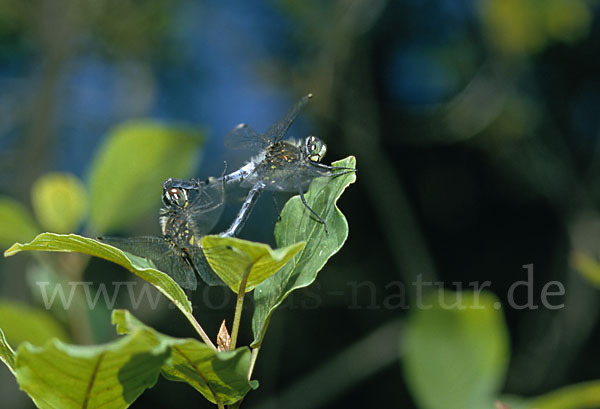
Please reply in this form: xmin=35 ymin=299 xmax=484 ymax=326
xmin=162 ymin=187 xmax=189 ymax=209
xmin=303 ymin=135 xmax=327 ymax=163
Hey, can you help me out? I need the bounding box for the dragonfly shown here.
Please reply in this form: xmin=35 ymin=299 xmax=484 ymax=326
xmin=99 ymin=179 xmax=226 ymax=290
xmin=166 ymin=93 xmax=356 ymax=236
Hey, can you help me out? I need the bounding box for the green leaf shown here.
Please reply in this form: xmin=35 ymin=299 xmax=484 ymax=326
xmin=0 ymin=299 xmax=70 ymax=346
xmin=4 ymin=233 xmax=196 ymax=334
xmin=0 ymin=327 xmax=16 ymax=375
xmin=495 ymin=396 xmax=530 ymax=409
xmin=528 ymin=380 xmax=600 ymax=409
xmin=202 ymin=235 xmax=306 ymax=294
xmin=31 ymin=172 xmax=88 ymax=233
xmin=0 ymin=196 xmax=40 ymax=248
xmin=88 ymin=120 xmax=204 ymax=234
xmin=112 ymin=309 xmax=257 ymax=405
xmin=571 ymin=250 xmax=600 ymax=289
xmin=15 ymin=328 xmax=171 ymax=409
xmin=402 ymin=290 xmax=510 ymax=409
xmin=252 ymin=156 xmax=356 ymax=346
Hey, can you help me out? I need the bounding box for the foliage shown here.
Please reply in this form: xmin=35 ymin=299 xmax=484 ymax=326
xmin=402 ymin=290 xmax=509 ymax=409
xmin=87 ymin=120 xmax=204 ymax=234
xmin=402 ymin=290 xmax=600 ymax=409
xmin=1 ymin=147 xmax=357 ymax=406
xmin=0 ymin=300 xmax=70 ymax=346
xmin=479 ymin=0 xmax=593 ymax=55
xmin=252 ymin=156 xmax=357 ymax=347
xmin=113 ymin=309 xmax=257 ymax=405
xmin=0 ymin=197 xmax=40 ymax=248
xmin=202 ymin=235 xmax=306 ymax=294
xmin=31 ymin=173 xmax=88 ymax=234
xmin=5 ymin=233 xmax=195 ymax=329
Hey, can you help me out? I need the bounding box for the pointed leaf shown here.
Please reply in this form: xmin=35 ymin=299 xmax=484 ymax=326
xmin=0 ymin=299 xmax=70 ymax=346
xmin=4 ymin=233 xmax=197 ymax=335
xmin=402 ymin=290 xmax=509 ymax=409
xmin=112 ymin=310 xmax=257 ymax=405
xmin=15 ymin=328 xmax=171 ymax=409
xmin=88 ymin=120 xmax=204 ymax=234
xmin=0 ymin=196 xmax=40 ymax=248
xmin=252 ymin=156 xmax=356 ymax=346
xmin=202 ymin=235 xmax=306 ymax=294
xmin=0 ymin=327 xmax=16 ymax=375
xmin=31 ymin=172 xmax=88 ymax=233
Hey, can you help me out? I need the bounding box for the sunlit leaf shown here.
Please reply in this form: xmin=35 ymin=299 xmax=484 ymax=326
xmin=88 ymin=120 xmax=204 ymax=234
xmin=113 ymin=309 xmax=257 ymax=405
xmin=402 ymin=290 xmax=509 ymax=409
xmin=202 ymin=235 xmax=305 ymax=294
xmin=0 ymin=196 xmax=40 ymax=249
xmin=31 ymin=172 xmax=88 ymax=234
xmin=15 ymin=328 xmax=170 ymax=409
xmin=571 ymin=251 xmax=600 ymax=289
xmin=4 ymin=233 xmax=196 ymax=333
xmin=0 ymin=300 xmax=69 ymax=346
xmin=0 ymin=327 xmax=16 ymax=375
xmin=252 ymin=156 xmax=356 ymax=346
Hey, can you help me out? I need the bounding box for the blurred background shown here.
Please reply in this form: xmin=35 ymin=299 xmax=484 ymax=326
xmin=1 ymin=0 xmax=600 ymax=408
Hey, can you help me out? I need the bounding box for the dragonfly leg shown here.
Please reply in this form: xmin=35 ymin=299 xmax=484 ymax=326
xmin=272 ymin=195 xmax=282 ymax=224
xmin=221 ymin=183 xmax=265 ymax=237
xmin=299 ymin=188 xmax=328 ymax=234
xmin=162 ymin=177 xmax=203 ymax=191
xmin=309 ymin=161 xmax=357 ymax=174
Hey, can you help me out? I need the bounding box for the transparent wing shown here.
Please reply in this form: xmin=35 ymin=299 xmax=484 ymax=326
xmin=241 ymin=161 xmax=329 ymax=192
xmin=263 ymin=94 xmax=312 ymax=144
xmin=185 ymin=180 xmax=226 ymax=235
xmin=98 ymin=236 xmax=198 ymax=290
xmin=223 ymin=94 xmax=312 ymax=151
xmin=186 ymin=246 xmax=226 ymax=287
xmin=223 ymin=123 xmax=264 ymax=152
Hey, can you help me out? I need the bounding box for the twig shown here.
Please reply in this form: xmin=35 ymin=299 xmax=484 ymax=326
xmin=187 ymin=313 xmax=217 ymax=350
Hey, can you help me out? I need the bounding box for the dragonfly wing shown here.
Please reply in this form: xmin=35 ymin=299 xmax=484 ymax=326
xmin=243 ymin=161 xmax=329 ymax=192
xmin=187 ymin=246 xmax=226 ymax=287
xmin=263 ymin=94 xmax=312 ymax=144
xmin=98 ymin=236 xmax=198 ymax=290
xmin=223 ymin=123 xmax=264 ymax=152
xmin=186 ymin=180 xmax=225 ymax=235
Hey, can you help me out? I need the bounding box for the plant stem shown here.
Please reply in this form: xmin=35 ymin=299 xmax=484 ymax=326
xmin=188 ymin=314 xmax=217 ymax=350
xmin=248 ymin=346 xmax=260 ymax=380
xmin=230 ymin=264 xmax=252 ymax=350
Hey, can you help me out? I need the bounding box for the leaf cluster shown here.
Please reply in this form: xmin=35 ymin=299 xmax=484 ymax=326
xmin=1 ymin=148 xmax=357 ymax=408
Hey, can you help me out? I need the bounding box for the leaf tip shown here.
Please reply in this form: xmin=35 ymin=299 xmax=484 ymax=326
xmin=3 ymin=243 xmax=22 ymax=257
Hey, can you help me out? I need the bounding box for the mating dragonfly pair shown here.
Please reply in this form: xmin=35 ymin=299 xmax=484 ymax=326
xmin=101 ymin=94 xmax=355 ymax=291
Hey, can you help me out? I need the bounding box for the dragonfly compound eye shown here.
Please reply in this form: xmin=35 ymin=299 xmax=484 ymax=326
xmin=163 ymin=187 xmax=188 ymax=208
xmin=305 ymin=136 xmax=327 ymax=162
